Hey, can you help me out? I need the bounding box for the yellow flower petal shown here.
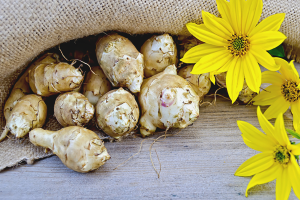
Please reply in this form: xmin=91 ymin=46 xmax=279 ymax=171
xmin=243 ymin=52 xmax=261 ymax=93
xmin=250 ymin=31 xmax=287 ymax=51
xmin=274 ymin=113 xmax=290 ymax=146
xmin=237 ymin=120 xmax=275 ymax=151
xmin=186 ymin=23 xmax=228 ymax=46
xmin=276 ymin=167 xmax=291 ymax=200
xmin=256 ymin=106 xmax=278 ymax=145
xmin=181 ymin=43 xmax=224 ymax=63
xmin=210 ymin=72 xmax=216 ymax=85
xmin=261 ymin=71 xmax=285 ymax=86
xmin=249 ymin=13 xmax=286 ymax=37
xmin=275 ymin=58 xmax=299 ymax=82
xmin=291 ymin=101 xmax=300 ymax=134
xmin=190 ymin=50 xmax=232 ymax=74
xmin=252 ymin=85 xmax=282 ymax=105
xmin=288 ymin=156 xmax=300 ymax=198
xmin=245 ymin=163 xmax=281 ymax=197
xmin=243 ymin=0 xmax=263 ymax=35
xmin=289 ymin=143 xmax=300 ymax=155
xmin=250 ymin=46 xmax=280 ymax=71
xmin=264 ymin=96 xmax=290 ymax=119
xmin=216 ymin=56 xmax=234 ymax=73
xmin=202 ymin=11 xmax=234 ymax=40
xmin=235 ymin=151 xmax=274 ymax=177
xmin=216 ymin=0 xmax=231 ymax=26
xmin=226 ymin=57 xmax=244 ymax=103
xmin=228 ymin=0 xmax=241 ymax=34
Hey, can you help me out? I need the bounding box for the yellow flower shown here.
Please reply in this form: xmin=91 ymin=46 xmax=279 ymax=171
xmin=181 ymin=0 xmax=286 ymax=102
xmin=235 ymin=106 xmax=300 ymax=199
xmin=252 ymin=58 xmax=300 ymax=133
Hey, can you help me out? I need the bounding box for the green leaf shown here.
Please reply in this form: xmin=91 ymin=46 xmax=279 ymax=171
xmin=268 ymin=44 xmax=285 ymax=58
xmin=287 ymin=129 xmax=300 ymax=140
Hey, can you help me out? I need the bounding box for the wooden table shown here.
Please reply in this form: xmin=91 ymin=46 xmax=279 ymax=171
xmin=1 ymin=65 xmax=299 ymax=199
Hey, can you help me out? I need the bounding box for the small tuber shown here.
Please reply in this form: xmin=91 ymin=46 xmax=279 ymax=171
xmin=1 ymin=94 xmax=47 ymax=142
xmin=140 ymin=34 xmax=177 ymax=77
xmin=139 ymin=65 xmax=200 ymax=137
xmin=82 ymin=66 xmax=112 ymax=105
xmin=29 ymin=126 xmax=110 ymax=173
xmin=96 ymin=88 xmax=139 ymax=139
xmin=95 ymin=33 xmax=144 ymax=93
xmin=54 ymin=92 xmax=94 ymax=127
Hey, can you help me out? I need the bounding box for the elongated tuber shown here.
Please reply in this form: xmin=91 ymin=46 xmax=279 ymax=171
xmin=82 ymin=66 xmax=112 ymax=105
xmin=178 ymin=65 xmax=211 ymax=101
xmin=139 ymin=65 xmax=200 ymax=137
xmin=96 ymin=88 xmax=139 ymax=139
xmin=28 ymin=62 xmax=84 ymax=97
xmin=54 ymin=92 xmax=94 ymax=127
xmin=29 ymin=126 xmax=110 ymax=173
xmin=95 ymin=33 xmax=144 ymax=93
xmin=140 ymin=34 xmax=177 ymax=77
xmin=4 ymin=53 xmax=59 ymax=120
xmin=1 ymin=94 xmax=47 ymax=142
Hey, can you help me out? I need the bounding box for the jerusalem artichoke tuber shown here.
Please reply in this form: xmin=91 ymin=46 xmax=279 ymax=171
xmin=95 ymin=33 xmax=144 ymax=93
xmin=29 ymin=126 xmax=110 ymax=173
xmin=96 ymin=88 xmax=139 ymax=139
xmin=54 ymin=92 xmax=94 ymax=127
xmin=139 ymin=65 xmax=200 ymax=137
xmin=1 ymin=94 xmax=47 ymax=142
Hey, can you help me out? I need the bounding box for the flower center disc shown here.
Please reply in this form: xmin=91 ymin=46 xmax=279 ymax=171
xmin=281 ymin=80 xmax=300 ymax=102
xmin=273 ymin=145 xmax=290 ymax=166
xmin=228 ymin=34 xmax=249 ymax=57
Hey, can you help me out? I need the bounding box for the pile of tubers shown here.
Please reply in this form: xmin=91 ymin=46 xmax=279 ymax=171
xmin=2 ymin=32 xmax=248 ymax=173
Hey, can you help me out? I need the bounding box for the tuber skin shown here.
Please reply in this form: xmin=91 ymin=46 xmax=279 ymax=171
xmin=140 ymin=34 xmax=177 ymax=77
xmin=139 ymin=65 xmax=200 ymax=137
xmin=28 ymin=62 xmax=84 ymax=97
xmin=215 ymin=72 xmax=257 ymax=104
xmin=178 ymin=65 xmax=211 ymax=101
xmin=29 ymin=126 xmax=110 ymax=173
xmin=0 ymin=94 xmax=47 ymax=142
xmin=95 ymin=33 xmax=144 ymax=93
xmin=54 ymin=92 xmax=94 ymax=127
xmin=4 ymin=53 xmax=59 ymax=120
xmin=96 ymin=88 xmax=139 ymax=139
xmin=177 ymin=36 xmax=203 ymax=59
xmin=82 ymin=66 xmax=112 ymax=105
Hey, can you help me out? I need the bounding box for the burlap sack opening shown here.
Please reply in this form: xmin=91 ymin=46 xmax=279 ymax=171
xmin=1 ymin=0 xmax=299 ymax=171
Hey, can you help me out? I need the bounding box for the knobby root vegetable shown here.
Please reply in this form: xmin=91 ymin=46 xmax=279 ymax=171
xmin=29 ymin=126 xmax=110 ymax=173
xmin=140 ymin=34 xmax=177 ymax=77
xmin=139 ymin=65 xmax=200 ymax=137
xmin=178 ymin=65 xmax=211 ymax=101
xmin=95 ymin=33 xmax=144 ymax=93
xmin=177 ymin=36 xmax=203 ymax=59
xmin=0 ymin=94 xmax=47 ymax=142
xmin=96 ymin=88 xmax=139 ymax=139
xmin=4 ymin=53 xmax=59 ymax=120
xmin=215 ymin=72 xmax=257 ymax=104
xmin=28 ymin=62 xmax=84 ymax=97
xmin=82 ymin=66 xmax=112 ymax=105
xmin=54 ymin=92 xmax=94 ymax=127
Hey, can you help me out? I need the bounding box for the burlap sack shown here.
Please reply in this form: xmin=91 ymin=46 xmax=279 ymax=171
xmin=1 ymin=0 xmax=300 ymax=171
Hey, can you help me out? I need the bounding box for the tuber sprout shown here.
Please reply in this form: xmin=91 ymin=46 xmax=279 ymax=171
xmin=96 ymin=88 xmax=139 ymax=139
xmin=140 ymin=34 xmax=177 ymax=77
xmin=28 ymin=62 xmax=84 ymax=97
xmin=95 ymin=33 xmax=144 ymax=93
xmin=139 ymin=65 xmax=200 ymax=137
xmin=29 ymin=126 xmax=110 ymax=173
xmin=54 ymin=92 xmax=94 ymax=127
xmin=82 ymin=66 xmax=112 ymax=105
xmin=1 ymin=94 xmax=47 ymax=142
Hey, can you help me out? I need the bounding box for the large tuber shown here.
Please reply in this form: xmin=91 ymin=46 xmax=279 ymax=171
xmin=29 ymin=126 xmax=110 ymax=173
xmin=95 ymin=33 xmax=144 ymax=93
xmin=1 ymin=94 xmax=47 ymax=142
xmin=139 ymin=65 xmax=200 ymax=137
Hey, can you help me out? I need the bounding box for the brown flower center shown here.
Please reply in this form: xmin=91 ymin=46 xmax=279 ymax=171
xmin=227 ymin=34 xmax=249 ymax=57
xmin=281 ymin=80 xmax=300 ymax=102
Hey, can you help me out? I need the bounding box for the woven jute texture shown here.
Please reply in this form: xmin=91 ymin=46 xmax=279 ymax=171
xmin=1 ymin=0 xmax=300 ymax=171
